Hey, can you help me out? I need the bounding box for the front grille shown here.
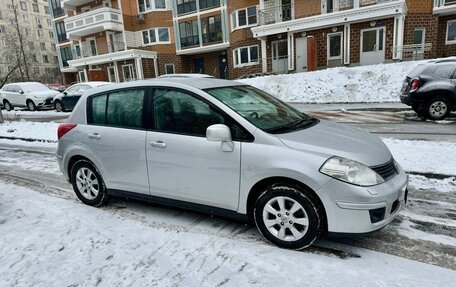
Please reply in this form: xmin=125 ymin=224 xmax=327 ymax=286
xmin=45 ymin=98 xmax=53 ymax=105
xmin=371 ymin=158 xmax=397 ymax=181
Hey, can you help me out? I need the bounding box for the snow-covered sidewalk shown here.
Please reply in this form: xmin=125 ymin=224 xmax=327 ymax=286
xmin=238 ymin=60 xmax=426 ymax=103
xmin=0 ymin=181 xmax=454 ymax=287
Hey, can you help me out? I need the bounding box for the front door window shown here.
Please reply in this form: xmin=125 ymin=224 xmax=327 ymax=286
xmin=360 ymin=27 xmax=385 ymax=65
xmin=107 ymin=66 xmax=117 ymax=82
xmin=122 ymin=64 xmax=134 ymax=82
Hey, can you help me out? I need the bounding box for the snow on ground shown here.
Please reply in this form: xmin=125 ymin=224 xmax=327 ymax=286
xmin=409 ymin=175 xmax=455 ymax=193
xmin=238 ymin=60 xmax=427 ymax=103
xmin=0 ymin=181 xmax=455 ymax=287
xmin=0 ymin=121 xmax=58 ymax=142
xmin=383 ymin=138 xmax=456 ymax=176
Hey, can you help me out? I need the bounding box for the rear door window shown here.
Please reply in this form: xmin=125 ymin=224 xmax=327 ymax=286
xmin=88 ymin=89 xmax=145 ymax=129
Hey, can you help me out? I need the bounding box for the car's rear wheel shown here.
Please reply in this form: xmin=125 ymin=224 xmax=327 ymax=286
xmin=425 ymin=97 xmax=451 ymax=121
xmin=70 ymin=160 xmax=107 ymax=206
xmin=27 ymin=100 xmax=37 ymax=111
xmin=54 ymin=100 xmax=65 ymax=112
xmin=254 ymin=185 xmax=321 ymax=250
xmin=3 ymin=100 xmax=12 ymax=111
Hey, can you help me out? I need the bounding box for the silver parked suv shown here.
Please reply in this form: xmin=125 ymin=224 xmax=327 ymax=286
xmin=57 ymin=78 xmax=408 ymax=249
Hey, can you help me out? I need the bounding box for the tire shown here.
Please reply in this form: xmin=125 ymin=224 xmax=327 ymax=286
xmin=70 ymin=160 xmax=107 ymax=207
xmin=3 ymin=100 xmax=12 ymax=111
xmin=27 ymin=100 xmax=37 ymax=111
xmin=425 ymin=97 xmax=451 ymax=121
xmin=254 ymin=185 xmax=321 ymax=250
xmin=54 ymin=100 xmax=65 ymax=112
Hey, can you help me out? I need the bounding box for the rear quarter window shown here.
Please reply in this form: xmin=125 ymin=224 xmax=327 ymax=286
xmin=433 ymin=65 xmax=456 ymax=79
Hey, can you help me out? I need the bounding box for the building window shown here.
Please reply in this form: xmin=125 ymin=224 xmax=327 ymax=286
xmin=29 ymin=42 xmax=34 ymax=49
xmin=40 ymin=42 xmax=46 ymax=50
xmin=34 ymin=67 xmax=40 ymax=74
xmin=38 ymin=30 xmax=44 ymax=37
xmin=199 ymin=0 xmax=220 ymax=10
xmin=26 ymin=28 xmax=32 ymax=36
xmin=202 ymin=15 xmax=222 ymax=44
xmin=122 ymin=64 xmax=135 ymax=81
xmin=20 ymin=1 xmax=27 ymax=11
xmin=327 ymin=32 xmax=342 ymax=60
xmin=142 ymin=28 xmax=170 ymax=45
xmin=177 ymin=0 xmax=197 ymax=15
xmin=138 ymin=0 xmax=166 ymax=12
xmin=446 ymin=21 xmax=456 ymax=44
xmin=55 ymin=21 xmax=67 ymax=43
xmin=60 ymin=46 xmax=72 ymax=67
xmin=32 ymin=3 xmax=39 ymax=12
xmin=23 ymin=15 xmax=29 ymax=21
xmin=179 ymin=19 xmax=199 ymax=48
xmin=2 ymin=39 xmax=7 ymax=48
xmin=0 ymin=25 xmax=6 ymax=34
xmin=0 ymin=11 xmax=3 ymax=20
xmin=44 ymin=6 xmax=50 ymax=14
xmin=165 ymin=63 xmax=175 ymax=74
xmin=47 ymin=19 xmax=51 ymax=26
xmin=49 ymin=31 xmax=54 ymax=38
xmin=233 ymin=45 xmax=259 ymax=67
xmin=43 ymin=55 xmax=49 ymax=63
xmin=231 ymin=6 xmax=257 ymax=30
xmin=50 ymin=0 xmax=64 ymax=18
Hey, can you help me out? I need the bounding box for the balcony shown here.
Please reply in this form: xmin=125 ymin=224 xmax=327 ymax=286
xmin=433 ymin=0 xmax=456 ymax=15
xmin=64 ymin=7 xmax=123 ymax=40
xmin=254 ymin=0 xmax=407 ymax=37
xmin=72 ymin=41 xmax=126 ymax=59
xmin=61 ymin=0 xmax=94 ymax=10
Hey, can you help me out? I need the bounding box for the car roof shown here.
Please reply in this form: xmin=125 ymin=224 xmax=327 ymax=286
xmin=72 ymin=81 xmax=111 ymax=87
xmin=83 ymin=78 xmax=245 ymax=97
xmin=5 ymin=82 xmax=45 ymax=87
xmin=157 ymin=73 xmax=214 ymax=79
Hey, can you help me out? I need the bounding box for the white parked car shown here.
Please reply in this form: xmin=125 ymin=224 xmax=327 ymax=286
xmin=0 ymin=82 xmax=59 ymax=111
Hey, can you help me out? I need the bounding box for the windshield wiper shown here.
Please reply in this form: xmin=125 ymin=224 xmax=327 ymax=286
xmin=266 ymin=118 xmax=318 ymax=134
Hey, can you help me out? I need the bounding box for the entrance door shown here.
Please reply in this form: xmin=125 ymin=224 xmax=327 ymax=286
xmin=107 ymin=66 xmax=117 ymax=82
xmin=194 ymin=58 xmax=204 ymax=74
xmin=360 ymin=27 xmax=385 ymax=65
xmin=296 ymin=37 xmax=307 ymax=72
xmin=272 ymin=40 xmax=288 ymax=73
xmin=219 ymin=55 xmax=228 ymax=79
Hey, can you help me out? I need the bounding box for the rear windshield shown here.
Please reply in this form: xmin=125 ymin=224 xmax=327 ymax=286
xmin=406 ymin=64 xmax=428 ymax=78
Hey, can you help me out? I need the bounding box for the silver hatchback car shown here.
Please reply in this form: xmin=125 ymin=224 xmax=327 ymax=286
xmin=57 ymin=78 xmax=408 ymax=250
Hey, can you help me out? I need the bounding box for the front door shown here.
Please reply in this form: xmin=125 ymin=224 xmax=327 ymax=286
xmin=84 ymin=88 xmax=149 ymax=194
xmin=219 ymin=55 xmax=228 ymax=79
xmin=360 ymin=27 xmax=385 ymax=65
xmin=296 ymin=37 xmax=307 ymax=72
xmin=272 ymin=40 xmax=288 ymax=73
xmin=194 ymin=58 xmax=204 ymax=74
xmin=107 ymin=66 xmax=117 ymax=82
xmin=146 ymin=88 xmax=241 ymax=210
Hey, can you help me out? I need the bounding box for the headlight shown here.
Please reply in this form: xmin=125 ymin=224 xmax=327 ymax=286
xmin=319 ymin=156 xmax=384 ymax=187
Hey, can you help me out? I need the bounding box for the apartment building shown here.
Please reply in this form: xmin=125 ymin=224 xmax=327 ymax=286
xmin=0 ymin=0 xmax=60 ymax=83
xmin=49 ymin=0 xmax=456 ymax=84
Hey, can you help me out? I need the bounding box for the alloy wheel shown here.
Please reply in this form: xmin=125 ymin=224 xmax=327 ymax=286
xmin=429 ymin=101 xmax=448 ymax=119
xmin=75 ymin=167 xmax=100 ymax=200
xmin=262 ymin=196 xmax=309 ymax=241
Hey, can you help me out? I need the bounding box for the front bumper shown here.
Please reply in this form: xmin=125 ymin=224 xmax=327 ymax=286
xmin=318 ymin=168 xmax=408 ymax=234
xmin=36 ymin=97 xmax=54 ymax=108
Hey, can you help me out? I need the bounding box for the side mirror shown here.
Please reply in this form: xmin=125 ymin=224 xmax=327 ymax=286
xmin=19 ymin=90 xmax=24 ymax=94
xmin=206 ymin=124 xmax=231 ymax=142
xmin=206 ymin=124 xmax=234 ymax=152
xmin=63 ymin=91 xmax=68 ymax=95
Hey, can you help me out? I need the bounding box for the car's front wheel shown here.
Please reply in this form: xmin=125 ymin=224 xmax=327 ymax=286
xmin=27 ymin=100 xmax=37 ymax=111
xmin=70 ymin=160 xmax=107 ymax=206
xmin=3 ymin=100 xmax=12 ymax=111
xmin=425 ymin=97 xmax=451 ymax=121
xmin=54 ymin=100 xmax=65 ymax=112
xmin=254 ymin=185 xmax=321 ymax=250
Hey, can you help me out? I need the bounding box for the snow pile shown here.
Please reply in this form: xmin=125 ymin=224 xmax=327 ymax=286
xmin=238 ymin=60 xmax=427 ymax=103
xmin=0 ymin=121 xmax=59 ymax=142
xmin=1 ymin=181 xmax=455 ymax=286
xmin=383 ymin=138 xmax=456 ymax=176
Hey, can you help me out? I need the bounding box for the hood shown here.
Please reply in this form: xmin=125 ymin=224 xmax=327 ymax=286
xmin=28 ymin=90 xmax=59 ymax=98
xmin=276 ymin=120 xmax=391 ymax=167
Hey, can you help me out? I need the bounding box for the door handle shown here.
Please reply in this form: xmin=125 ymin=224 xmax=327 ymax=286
xmin=150 ymin=141 xmax=166 ymax=148
xmin=88 ymin=133 xmax=101 ymax=140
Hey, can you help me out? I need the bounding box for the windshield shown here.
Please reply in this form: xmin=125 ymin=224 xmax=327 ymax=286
xmin=205 ymin=85 xmax=317 ymax=134
xmin=21 ymin=83 xmax=50 ymax=92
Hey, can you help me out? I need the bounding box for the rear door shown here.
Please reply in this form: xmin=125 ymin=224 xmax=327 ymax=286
xmin=84 ymin=88 xmax=150 ymax=194
xmin=145 ymin=88 xmax=242 ymax=210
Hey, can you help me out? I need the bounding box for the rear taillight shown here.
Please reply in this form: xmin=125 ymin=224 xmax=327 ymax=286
xmin=57 ymin=123 xmax=77 ymax=140
xmin=410 ymin=78 xmax=420 ymax=91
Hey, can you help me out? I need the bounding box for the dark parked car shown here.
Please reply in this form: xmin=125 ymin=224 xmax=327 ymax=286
xmin=401 ymin=60 xmax=456 ymax=120
xmin=53 ymin=82 xmax=110 ymax=112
